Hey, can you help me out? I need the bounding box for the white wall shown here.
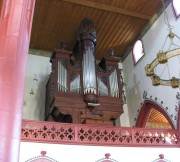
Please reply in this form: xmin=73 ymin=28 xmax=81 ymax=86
xmin=20 ymin=142 xmax=180 ymax=162
xmin=23 ymin=54 xmax=51 ymax=120
xmin=119 ymin=104 xmax=130 ymax=127
xmin=122 ymin=4 xmax=180 ymax=127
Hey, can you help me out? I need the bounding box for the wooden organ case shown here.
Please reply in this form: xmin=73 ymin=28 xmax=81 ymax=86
xmin=45 ymin=19 xmax=124 ymax=126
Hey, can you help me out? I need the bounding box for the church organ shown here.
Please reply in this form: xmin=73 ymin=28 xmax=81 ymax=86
xmin=45 ymin=19 xmax=124 ymax=126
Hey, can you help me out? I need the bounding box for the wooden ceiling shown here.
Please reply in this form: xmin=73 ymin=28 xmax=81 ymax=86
xmin=30 ymin=0 xmax=164 ymax=59
xmin=146 ymin=108 xmax=172 ymax=129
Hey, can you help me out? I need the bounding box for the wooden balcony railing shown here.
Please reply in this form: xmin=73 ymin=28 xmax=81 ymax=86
xmin=21 ymin=120 xmax=180 ymax=147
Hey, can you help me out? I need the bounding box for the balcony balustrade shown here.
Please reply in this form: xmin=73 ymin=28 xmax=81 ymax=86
xmin=21 ymin=120 xmax=180 ymax=147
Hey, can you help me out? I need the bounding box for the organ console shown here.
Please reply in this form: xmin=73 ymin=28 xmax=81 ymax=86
xmin=45 ymin=18 xmax=124 ymax=126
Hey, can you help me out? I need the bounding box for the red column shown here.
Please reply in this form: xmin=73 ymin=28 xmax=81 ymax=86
xmin=0 ymin=0 xmax=35 ymax=161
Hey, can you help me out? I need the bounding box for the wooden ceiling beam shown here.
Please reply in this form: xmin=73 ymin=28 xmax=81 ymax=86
xmin=62 ymin=0 xmax=152 ymax=20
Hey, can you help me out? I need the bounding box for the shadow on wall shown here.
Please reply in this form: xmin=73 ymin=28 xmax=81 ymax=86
xmin=126 ymin=74 xmax=142 ymax=127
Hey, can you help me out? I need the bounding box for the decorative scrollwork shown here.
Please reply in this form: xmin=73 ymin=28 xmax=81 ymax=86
xmin=22 ymin=120 xmax=179 ymax=147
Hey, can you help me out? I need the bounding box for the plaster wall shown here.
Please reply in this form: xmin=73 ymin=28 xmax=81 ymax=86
xmin=119 ymin=104 xmax=130 ymax=127
xmin=20 ymin=142 xmax=180 ymax=162
xmin=23 ymin=54 xmax=51 ymax=120
xmin=122 ymin=4 xmax=180 ymax=127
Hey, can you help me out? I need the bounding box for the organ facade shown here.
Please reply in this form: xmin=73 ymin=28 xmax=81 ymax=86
xmin=45 ymin=19 xmax=124 ymax=126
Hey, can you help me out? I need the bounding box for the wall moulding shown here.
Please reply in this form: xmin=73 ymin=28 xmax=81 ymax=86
xmin=29 ymin=49 xmax=52 ymax=57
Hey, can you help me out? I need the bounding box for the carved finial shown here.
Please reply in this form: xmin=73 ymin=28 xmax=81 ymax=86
xmin=109 ymin=48 xmax=115 ymax=57
xmin=30 ymin=89 xmax=34 ymax=95
xmin=78 ymin=18 xmax=95 ymax=33
xmin=77 ymin=18 xmax=96 ymax=43
xmin=41 ymin=151 xmax=47 ymax=156
xmin=105 ymin=153 xmax=111 ymax=159
xmin=159 ymin=154 xmax=164 ymax=159
xmin=60 ymin=41 xmax=66 ymax=50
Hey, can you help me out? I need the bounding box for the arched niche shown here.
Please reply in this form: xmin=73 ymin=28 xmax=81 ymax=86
xmin=96 ymin=160 xmax=118 ymax=162
xmin=152 ymin=154 xmax=171 ymax=162
xmin=136 ymin=100 xmax=175 ymax=129
xmin=96 ymin=153 xmax=119 ymax=162
xmin=26 ymin=159 xmax=56 ymax=162
xmin=153 ymin=160 xmax=171 ymax=162
xmin=25 ymin=151 xmax=59 ymax=162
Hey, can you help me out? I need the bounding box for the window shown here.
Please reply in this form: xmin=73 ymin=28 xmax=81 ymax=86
xmin=132 ymin=40 xmax=144 ymax=64
xmin=172 ymin=0 xmax=180 ymax=19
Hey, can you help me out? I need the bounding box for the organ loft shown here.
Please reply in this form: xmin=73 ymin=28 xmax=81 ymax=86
xmin=45 ymin=18 xmax=125 ymax=126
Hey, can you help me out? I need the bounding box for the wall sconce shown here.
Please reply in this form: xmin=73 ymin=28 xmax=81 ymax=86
xmin=33 ymin=74 xmax=38 ymax=81
xmin=30 ymin=89 xmax=34 ymax=95
xmin=30 ymin=74 xmax=38 ymax=95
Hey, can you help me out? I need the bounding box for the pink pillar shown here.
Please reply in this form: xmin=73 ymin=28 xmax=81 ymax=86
xmin=0 ymin=0 xmax=35 ymax=161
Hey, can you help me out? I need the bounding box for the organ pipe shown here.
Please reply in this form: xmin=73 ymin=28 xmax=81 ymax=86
xmin=109 ymin=69 xmax=119 ymax=97
xmin=97 ymin=77 xmax=108 ymax=96
xmin=77 ymin=18 xmax=98 ymax=104
xmin=70 ymin=75 xmax=80 ymax=93
xmin=58 ymin=60 xmax=67 ymax=92
xmin=82 ymin=46 xmax=96 ymax=94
